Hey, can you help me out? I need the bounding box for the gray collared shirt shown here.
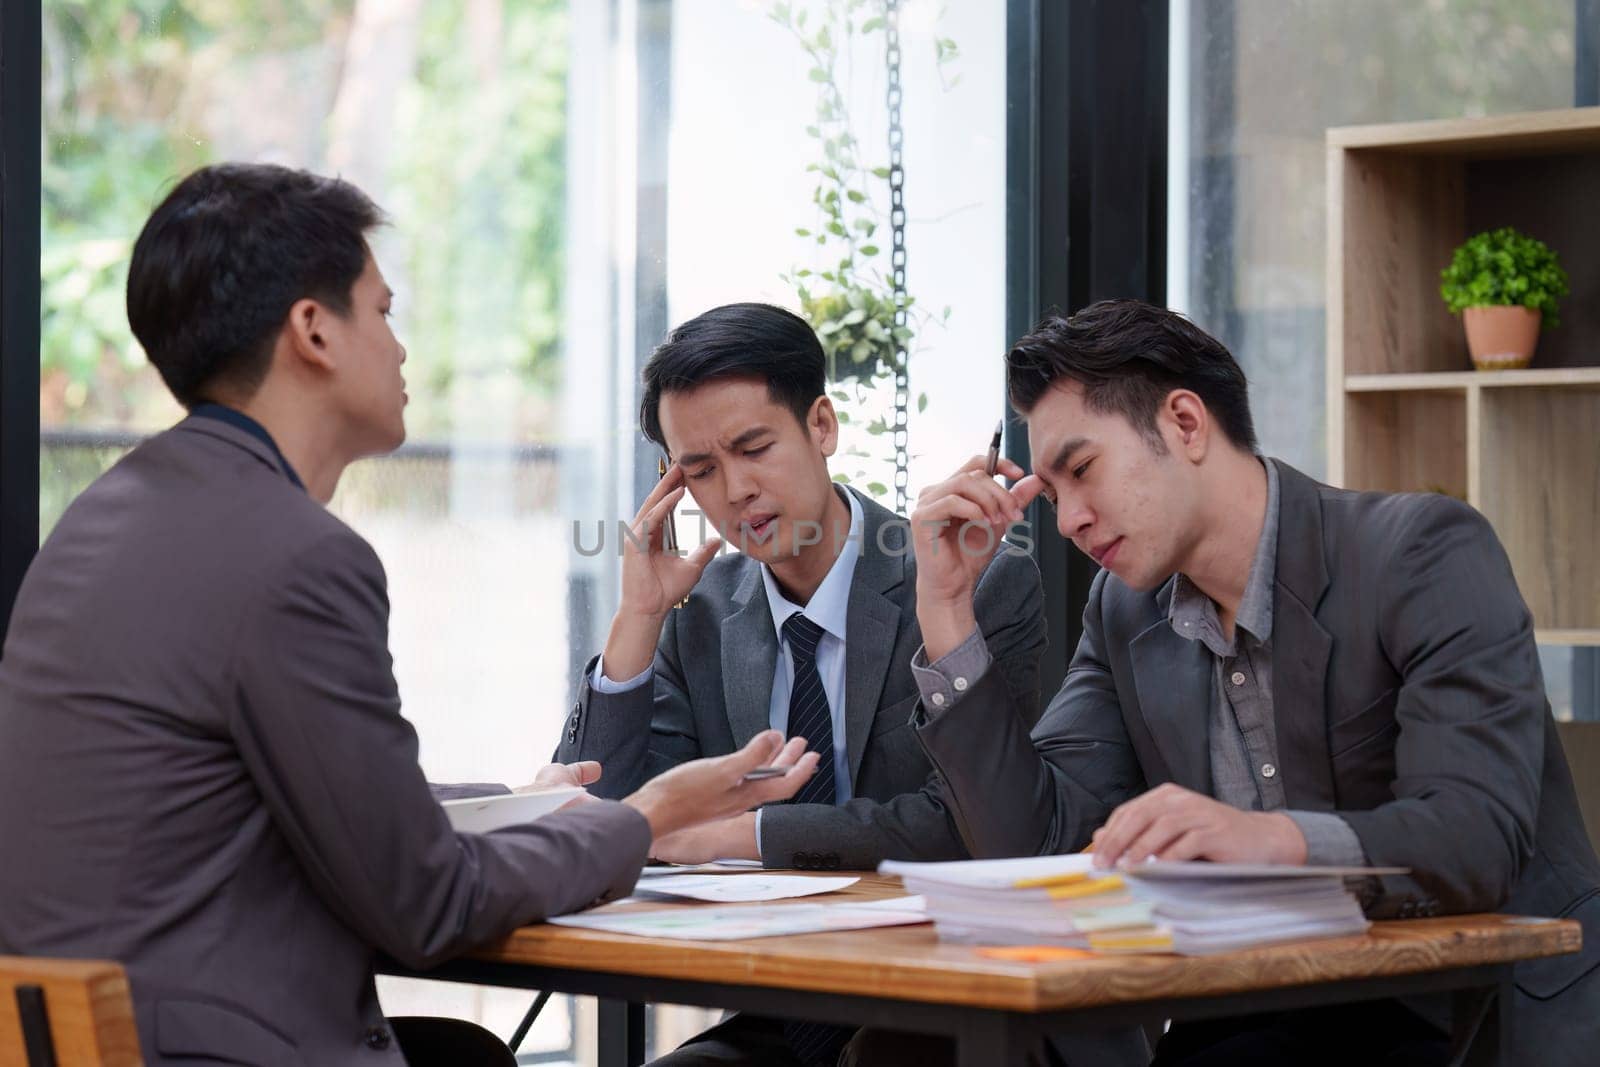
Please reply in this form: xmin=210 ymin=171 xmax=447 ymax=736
xmin=915 ymin=459 xmax=1366 ymax=866
xmin=1167 ymin=460 xmax=1363 ymax=865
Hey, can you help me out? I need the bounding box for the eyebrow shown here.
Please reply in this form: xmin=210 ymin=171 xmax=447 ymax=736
xmin=675 ymin=426 xmax=772 ymax=468
xmin=1046 ymin=436 xmax=1092 ymax=474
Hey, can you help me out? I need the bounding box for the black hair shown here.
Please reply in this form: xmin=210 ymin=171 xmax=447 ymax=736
xmin=126 ymin=162 xmax=385 ymax=407
xmin=1005 ymin=299 xmax=1259 ymax=453
xmin=640 ymin=302 xmax=826 ymax=447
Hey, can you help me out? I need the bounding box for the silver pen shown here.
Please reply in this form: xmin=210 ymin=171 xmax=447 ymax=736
xmin=658 ymin=456 xmax=688 ymax=609
xmin=657 ymin=456 xmax=679 ymax=553
xmin=984 ymin=419 xmax=1003 ymax=477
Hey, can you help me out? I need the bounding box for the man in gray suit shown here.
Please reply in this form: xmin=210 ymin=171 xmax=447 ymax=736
xmin=0 ymin=163 xmax=819 ymax=1067
xmin=558 ymin=304 xmax=1048 ymax=877
xmin=890 ymin=299 xmax=1600 ymax=1064
xmin=554 ymin=303 xmax=1124 ymax=1066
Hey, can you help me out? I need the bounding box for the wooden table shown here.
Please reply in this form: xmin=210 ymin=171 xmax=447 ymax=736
xmin=387 ymin=873 xmax=1580 ymax=1066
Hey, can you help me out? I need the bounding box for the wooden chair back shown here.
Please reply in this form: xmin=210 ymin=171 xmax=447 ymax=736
xmin=0 ymin=957 xmax=141 ymax=1067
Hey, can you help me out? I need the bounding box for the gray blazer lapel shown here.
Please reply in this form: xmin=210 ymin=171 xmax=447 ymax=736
xmin=1270 ymin=460 xmax=1337 ymax=810
xmin=1129 ymin=607 xmax=1214 ymax=792
xmin=844 ymin=592 xmax=899 ymax=785
xmin=721 ymin=565 xmax=779 ymax=750
xmin=843 ymin=491 xmax=908 ymax=785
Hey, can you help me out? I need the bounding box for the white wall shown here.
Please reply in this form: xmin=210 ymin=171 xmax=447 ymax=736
xmin=665 ymin=0 xmax=1006 ymax=501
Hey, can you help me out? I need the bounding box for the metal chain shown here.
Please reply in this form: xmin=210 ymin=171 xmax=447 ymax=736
xmin=883 ymin=0 xmax=909 ymax=514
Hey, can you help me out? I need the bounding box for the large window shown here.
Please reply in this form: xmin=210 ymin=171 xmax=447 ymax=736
xmin=665 ymin=0 xmax=1005 ymax=499
xmin=40 ymin=0 xmax=601 ymax=1053
xmin=1168 ymin=0 xmax=1595 ymax=722
xmin=35 ymin=0 xmax=1006 ymax=1058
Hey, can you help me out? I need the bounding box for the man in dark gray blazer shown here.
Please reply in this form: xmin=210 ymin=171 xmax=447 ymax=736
xmin=555 ymin=304 xmax=1156 ymax=1067
xmin=0 ymin=163 xmax=818 ymax=1067
xmin=894 ymin=299 xmax=1600 ymax=1065
xmin=558 ymin=304 xmax=1046 ymax=876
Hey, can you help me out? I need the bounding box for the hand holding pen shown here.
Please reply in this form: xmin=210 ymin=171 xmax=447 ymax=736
xmin=907 ymin=420 xmax=1046 ymax=660
xmin=599 ymin=459 xmax=724 ymax=683
xmin=621 ymin=461 xmax=713 ymax=613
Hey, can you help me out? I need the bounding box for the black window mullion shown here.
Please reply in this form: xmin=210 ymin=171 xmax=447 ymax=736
xmin=1006 ymin=0 xmax=1169 ymax=700
xmin=0 ymin=0 xmax=42 ymax=649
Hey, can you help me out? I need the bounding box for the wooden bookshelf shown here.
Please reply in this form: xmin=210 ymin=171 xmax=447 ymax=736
xmin=1344 ymin=367 xmax=1600 ymax=392
xmin=1327 ymin=107 xmax=1600 ymax=638
xmin=1537 ymin=631 xmax=1600 ymax=648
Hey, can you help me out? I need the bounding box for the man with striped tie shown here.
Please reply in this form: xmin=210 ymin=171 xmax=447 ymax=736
xmin=554 ymin=304 xmax=1144 ymax=1066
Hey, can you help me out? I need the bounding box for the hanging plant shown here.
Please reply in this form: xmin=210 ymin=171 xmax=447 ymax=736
xmin=769 ymin=0 xmax=957 ymax=504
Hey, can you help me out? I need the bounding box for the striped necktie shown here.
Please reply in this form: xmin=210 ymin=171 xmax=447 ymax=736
xmin=779 ymin=611 xmax=851 ymax=1063
xmin=781 ymin=612 xmax=837 ymax=807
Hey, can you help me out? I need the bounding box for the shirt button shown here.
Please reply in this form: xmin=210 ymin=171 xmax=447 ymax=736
xmin=364 ymin=1027 xmax=392 ymax=1050
xmin=953 ymin=677 xmax=969 ymax=692
xmin=931 ymin=692 xmax=947 ymax=707
xmin=1261 ymin=763 xmax=1277 ymax=779
xmin=1230 ymin=671 xmax=1246 ymax=686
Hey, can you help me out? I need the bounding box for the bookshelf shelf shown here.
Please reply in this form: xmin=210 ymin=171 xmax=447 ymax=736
xmin=1537 ymin=631 xmax=1600 ymax=648
xmin=1327 ymin=107 xmax=1600 ymax=636
xmin=1345 ymin=367 xmax=1600 ymax=393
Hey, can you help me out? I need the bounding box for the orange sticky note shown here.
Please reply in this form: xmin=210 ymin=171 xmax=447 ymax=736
xmin=977 ymin=946 xmax=1098 ymax=962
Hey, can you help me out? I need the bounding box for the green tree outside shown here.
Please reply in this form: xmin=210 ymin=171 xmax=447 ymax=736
xmin=40 ymin=0 xmax=569 ymax=442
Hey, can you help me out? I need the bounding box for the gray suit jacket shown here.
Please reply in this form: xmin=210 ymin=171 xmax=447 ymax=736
xmin=556 ymin=487 xmax=1045 ymax=870
xmin=0 ymin=416 xmax=652 ymax=1067
xmin=916 ymin=459 xmax=1600 ymax=1062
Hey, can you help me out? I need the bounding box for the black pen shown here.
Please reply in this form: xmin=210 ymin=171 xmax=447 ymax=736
xmin=985 ymin=420 xmax=1003 ymax=477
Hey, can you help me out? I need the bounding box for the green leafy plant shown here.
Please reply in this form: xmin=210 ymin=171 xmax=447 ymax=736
xmin=1439 ymin=226 xmax=1569 ymax=327
xmin=39 ymin=0 xmax=568 ymax=438
xmin=769 ymin=0 xmax=956 ymax=494
xmin=773 ymin=0 xmax=915 ymax=387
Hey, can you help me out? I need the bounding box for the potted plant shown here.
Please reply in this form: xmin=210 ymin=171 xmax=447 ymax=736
xmin=770 ymin=0 xmax=957 ymax=503
xmin=1439 ymin=226 xmax=1569 ymax=371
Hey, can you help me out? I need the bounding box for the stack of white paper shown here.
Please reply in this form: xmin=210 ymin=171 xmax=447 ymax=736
xmin=880 ymin=855 xmax=1403 ymax=956
xmin=440 ymin=787 xmax=586 ymax=834
xmin=629 ymin=874 xmax=860 ymax=903
xmin=549 ymin=895 xmax=927 ymax=941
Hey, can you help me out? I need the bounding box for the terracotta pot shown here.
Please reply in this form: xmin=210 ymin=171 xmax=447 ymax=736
xmin=1462 ymin=306 xmax=1541 ymax=371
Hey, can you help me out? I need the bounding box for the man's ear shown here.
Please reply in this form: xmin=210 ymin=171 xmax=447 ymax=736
xmin=810 ymin=395 xmax=840 ymax=458
xmin=282 ymin=297 xmax=338 ymax=373
xmin=1164 ymin=389 xmax=1210 ymax=462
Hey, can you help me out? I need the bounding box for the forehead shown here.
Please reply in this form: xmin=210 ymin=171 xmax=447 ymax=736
xmin=658 ymin=378 xmax=791 ymax=452
xmin=1026 ymin=382 xmax=1090 ymax=447
xmin=352 ymin=254 xmax=388 ymax=294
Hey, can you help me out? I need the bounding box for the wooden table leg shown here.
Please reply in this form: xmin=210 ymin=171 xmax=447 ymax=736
xmin=598 ymin=999 xmax=645 ymax=1067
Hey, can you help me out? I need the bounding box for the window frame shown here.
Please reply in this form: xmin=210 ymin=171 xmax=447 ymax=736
xmin=0 ymin=0 xmax=41 ymax=645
